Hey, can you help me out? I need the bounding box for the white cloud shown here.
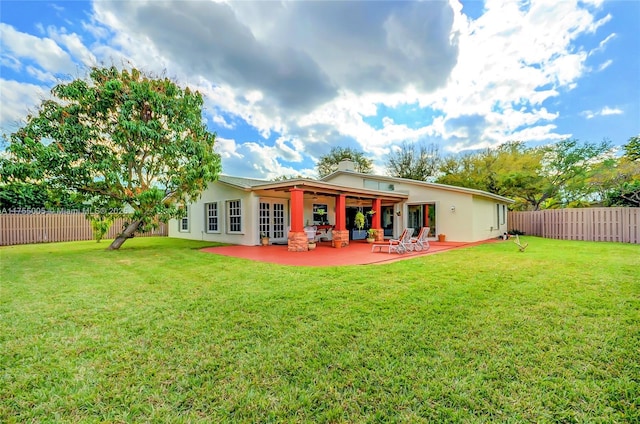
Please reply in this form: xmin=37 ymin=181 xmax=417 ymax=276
xmin=25 ymin=65 xmax=58 ymax=84
xmin=87 ymin=0 xmax=458 ymax=151
xmin=601 ymin=106 xmax=623 ymax=116
xmin=590 ymin=32 xmax=617 ymax=56
xmin=0 ymin=23 xmax=77 ymax=77
xmin=597 ymin=59 xmax=613 ymax=71
xmin=1 ymin=0 xmax=620 ymax=179
xmin=0 ymin=79 xmax=47 ymax=133
xmin=81 ymin=16 xmax=110 ymax=40
xmin=46 ymin=26 xmax=97 ymax=69
xmin=213 ymin=137 xmax=243 ymax=160
xmin=582 ymin=106 xmax=624 ymax=119
xmin=211 ymin=114 xmax=234 ymax=130
xmin=0 ymin=54 xmax=21 ymax=72
xmin=50 ymin=3 xmax=65 ymax=13
xmin=400 ymin=0 xmax=609 ymax=151
xmin=82 ymin=0 xmax=611 ymax=168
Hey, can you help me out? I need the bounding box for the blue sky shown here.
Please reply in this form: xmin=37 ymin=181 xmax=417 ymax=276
xmin=1 ymin=0 xmax=638 ymax=179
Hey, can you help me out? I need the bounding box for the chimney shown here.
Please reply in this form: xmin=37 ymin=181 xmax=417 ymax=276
xmin=337 ymin=159 xmax=355 ymax=172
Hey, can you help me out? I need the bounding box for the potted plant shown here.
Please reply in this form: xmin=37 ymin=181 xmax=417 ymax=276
xmin=316 ymin=208 xmax=327 ymax=224
xmin=438 ymin=233 xmax=446 ymax=242
xmin=366 ymin=228 xmax=377 ymax=243
xmin=308 ymin=240 xmax=317 ymax=250
xmin=353 ymin=210 xmax=366 ymax=240
xmin=260 ymin=232 xmax=269 ymax=246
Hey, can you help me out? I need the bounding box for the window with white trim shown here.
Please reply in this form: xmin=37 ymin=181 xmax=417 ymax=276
xmin=496 ymin=203 xmax=507 ymax=228
xmin=205 ymin=202 xmax=219 ymax=233
xmin=179 ymin=205 xmax=189 ymax=232
xmin=364 ymin=179 xmax=394 ymax=191
xmin=227 ymin=200 xmax=242 ymax=233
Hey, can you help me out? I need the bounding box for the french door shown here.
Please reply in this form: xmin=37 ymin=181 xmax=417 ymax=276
xmin=259 ymin=200 xmax=287 ymax=243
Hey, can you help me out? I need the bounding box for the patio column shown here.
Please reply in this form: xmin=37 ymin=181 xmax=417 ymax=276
xmin=332 ymin=194 xmax=348 ymax=248
xmin=424 ymin=204 xmax=430 ymax=232
xmin=290 ymin=188 xmax=304 ymax=232
xmin=288 ymin=188 xmax=307 ymax=251
xmin=372 ymin=198 xmax=382 ymax=228
xmin=372 ymin=198 xmax=383 ymax=241
xmin=335 ymin=194 xmax=346 ymax=231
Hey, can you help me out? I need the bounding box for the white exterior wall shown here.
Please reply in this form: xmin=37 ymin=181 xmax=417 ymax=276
xmin=169 ymin=182 xmax=255 ymax=245
xmin=472 ymin=197 xmax=509 ymax=241
xmin=399 ymin=181 xmax=473 ymax=242
xmin=170 ymin=183 xmax=340 ymax=246
xmin=324 ymin=173 xmax=509 ymax=242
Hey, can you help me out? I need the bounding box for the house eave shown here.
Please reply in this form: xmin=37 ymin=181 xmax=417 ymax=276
xmin=253 ymin=178 xmax=408 ymax=201
xmin=321 ymin=170 xmax=514 ymax=204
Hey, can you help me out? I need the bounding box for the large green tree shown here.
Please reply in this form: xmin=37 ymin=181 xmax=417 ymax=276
xmin=623 ymin=135 xmax=640 ymax=161
xmin=600 ymin=136 xmax=640 ymax=206
xmin=0 ymin=181 xmax=85 ymax=210
xmin=538 ymin=138 xmax=612 ymax=206
xmin=0 ymin=182 xmax=48 ymax=210
xmin=436 ymin=139 xmax=612 ymax=210
xmin=385 ymin=141 xmax=441 ymax=181
xmin=437 ymin=142 xmax=544 ymax=207
xmin=316 ymin=147 xmax=373 ymax=178
xmin=1 ymin=66 xmax=221 ymax=249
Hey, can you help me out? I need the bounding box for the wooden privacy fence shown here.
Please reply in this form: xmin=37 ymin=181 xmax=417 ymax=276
xmin=0 ymin=213 xmax=167 ymax=246
xmin=508 ymin=207 xmax=639 ymax=244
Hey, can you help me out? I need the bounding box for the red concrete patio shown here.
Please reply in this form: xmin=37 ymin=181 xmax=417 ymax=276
xmin=201 ymin=239 xmax=498 ymax=267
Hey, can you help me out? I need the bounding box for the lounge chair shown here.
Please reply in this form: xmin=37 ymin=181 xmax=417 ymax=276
xmin=410 ymin=227 xmax=430 ymax=252
xmin=372 ymin=227 xmax=414 ymax=254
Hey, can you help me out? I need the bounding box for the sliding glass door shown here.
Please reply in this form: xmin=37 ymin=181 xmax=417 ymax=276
xmin=407 ymin=204 xmax=436 ymax=237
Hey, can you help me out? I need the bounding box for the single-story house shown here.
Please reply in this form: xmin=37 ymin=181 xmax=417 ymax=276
xmin=169 ymin=160 xmax=514 ymax=251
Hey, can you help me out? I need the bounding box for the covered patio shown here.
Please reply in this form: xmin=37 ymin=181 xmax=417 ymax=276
xmin=252 ymin=179 xmax=408 ymax=251
xmin=201 ymin=239 xmax=498 ymax=267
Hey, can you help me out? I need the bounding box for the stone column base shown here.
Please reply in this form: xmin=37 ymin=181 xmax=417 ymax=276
xmin=332 ymin=230 xmax=349 ymax=248
xmin=375 ymin=231 xmax=384 ymax=242
xmin=288 ymin=231 xmax=309 ymax=252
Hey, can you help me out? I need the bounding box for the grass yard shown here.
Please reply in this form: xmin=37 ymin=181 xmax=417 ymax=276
xmin=1 ymin=237 xmax=638 ymax=422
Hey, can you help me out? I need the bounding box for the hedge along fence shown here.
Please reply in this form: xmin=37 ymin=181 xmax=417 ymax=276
xmin=508 ymin=207 xmax=639 ymax=244
xmin=0 ymin=213 xmax=167 ymax=246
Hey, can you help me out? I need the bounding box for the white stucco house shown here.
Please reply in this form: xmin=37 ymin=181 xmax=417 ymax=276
xmin=169 ymin=160 xmax=514 ymax=251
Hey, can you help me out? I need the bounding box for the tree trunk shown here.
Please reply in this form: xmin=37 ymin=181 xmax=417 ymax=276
xmin=107 ymin=219 xmax=143 ymax=250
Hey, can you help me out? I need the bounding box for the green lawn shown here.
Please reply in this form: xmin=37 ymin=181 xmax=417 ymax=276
xmin=1 ymin=237 xmax=638 ymax=422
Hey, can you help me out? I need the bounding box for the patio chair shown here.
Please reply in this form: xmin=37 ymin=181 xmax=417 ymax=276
xmin=372 ymin=227 xmax=414 ymax=254
xmin=410 ymin=227 xmax=430 ymax=252
xmin=320 ymin=228 xmax=332 ymax=241
xmin=304 ymin=226 xmax=319 ymax=242
xmin=391 ymin=227 xmax=415 ymax=253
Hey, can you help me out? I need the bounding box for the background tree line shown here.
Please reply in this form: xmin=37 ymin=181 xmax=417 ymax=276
xmin=316 ymin=137 xmax=640 ymax=210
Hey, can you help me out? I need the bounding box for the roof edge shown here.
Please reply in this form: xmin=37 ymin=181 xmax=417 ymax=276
xmin=322 ymin=170 xmax=515 ymax=203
